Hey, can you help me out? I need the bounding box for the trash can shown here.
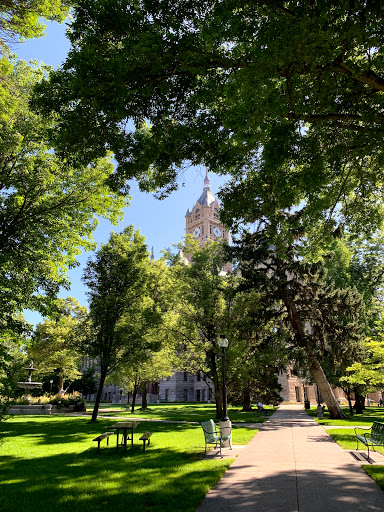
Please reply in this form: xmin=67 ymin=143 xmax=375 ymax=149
xmin=304 ymin=399 xmax=310 ymax=410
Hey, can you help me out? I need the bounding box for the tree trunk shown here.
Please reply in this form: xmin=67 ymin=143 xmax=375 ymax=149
xmin=141 ymin=383 xmax=148 ymax=409
xmin=342 ymin=386 xmax=354 ymax=416
xmin=280 ymin=292 xmax=345 ymax=419
xmin=307 ymin=346 xmax=346 ymax=419
xmin=91 ymin=369 xmax=107 ymax=422
xmin=210 ymin=351 xmax=222 ymax=419
xmin=242 ymin=386 xmax=252 ymax=411
xmin=354 ymin=390 xmax=364 ymax=414
xmin=131 ymin=382 xmax=139 ymax=414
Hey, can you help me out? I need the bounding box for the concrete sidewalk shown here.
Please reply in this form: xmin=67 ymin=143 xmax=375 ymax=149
xmin=197 ymin=404 xmax=384 ymax=512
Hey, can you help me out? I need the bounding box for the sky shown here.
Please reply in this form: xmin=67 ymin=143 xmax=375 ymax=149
xmin=17 ymin=20 xmax=229 ymax=326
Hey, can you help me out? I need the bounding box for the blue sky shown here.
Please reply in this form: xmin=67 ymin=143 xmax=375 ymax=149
xmin=17 ymin=20 xmax=228 ymax=326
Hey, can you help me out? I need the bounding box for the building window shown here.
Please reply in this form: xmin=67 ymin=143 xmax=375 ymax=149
xmin=196 ymin=390 xmax=201 ymax=402
xmin=196 ymin=372 xmax=201 ymax=381
xmin=184 ymin=389 xmax=188 ymax=402
xmin=295 ymin=387 xmax=301 ymax=402
xmin=165 ymin=389 xmax=169 ymax=401
xmin=184 ymin=372 xmax=188 ymax=381
xmin=202 ymin=389 xmax=206 ymax=401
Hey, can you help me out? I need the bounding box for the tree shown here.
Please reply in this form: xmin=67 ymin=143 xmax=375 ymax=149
xmin=229 ymin=224 xmax=364 ymax=419
xmin=0 ymin=60 xmax=128 ymax=333
xmin=226 ymin=289 xmax=287 ymax=410
xmin=341 ymin=338 xmax=384 ymax=410
xmin=0 ymin=0 xmax=69 ymax=54
xmin=82 ymin=227 xmax=167 ymax=422
xmin=33 ymin=1 xmax=384 ymax=239
xmin=109 ymin=346 xmax=176 ymax=413
xmin=28 ymin=297 xmax=87 ymax=394
xmin=166 ymin=237 xmax=233 ymax=419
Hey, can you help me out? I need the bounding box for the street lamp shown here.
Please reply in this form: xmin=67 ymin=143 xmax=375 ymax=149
xmin=49 ymin=379 xmax=53 ymax=395
xmin=217 ymin=335 xmax=229 ymax=421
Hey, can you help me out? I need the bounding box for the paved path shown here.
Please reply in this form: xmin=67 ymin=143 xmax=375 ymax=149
xmin=197 ymin=404 xmax=384 ymax=512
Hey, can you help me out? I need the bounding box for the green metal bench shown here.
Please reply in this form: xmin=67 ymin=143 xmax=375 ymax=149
xmin=200 ymin=419 xmax=232 ymax=458
xmin=355 ymin=421 xmax=384 ymax=461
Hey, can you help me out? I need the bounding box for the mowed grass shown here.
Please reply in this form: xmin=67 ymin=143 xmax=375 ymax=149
xmin=0 ymin=414 xmax=256 ymax=512
xmin=86 ymin=402 xmax=274 ymax=423
xmin=307 ymin=406 xmax=384 ymax=426
xmin=327 ymin=428 xmax=384 ymax=490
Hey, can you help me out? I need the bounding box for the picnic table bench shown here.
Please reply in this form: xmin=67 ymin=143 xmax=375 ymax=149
xmin=355 ymin=421 xmax=384 ymax=460
xmin=200 ymin=419 xmax=232 ymax=458
xmin=139 ymin=432 xmax=152 ymax=452
xmin=93 ymin=432 xmax=114 ymax=453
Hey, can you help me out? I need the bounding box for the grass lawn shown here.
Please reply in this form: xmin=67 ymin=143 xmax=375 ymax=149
xmin=0 ymin=414 xmax=256 ymax=512
xmin=306 ymin=405 xmax=384 ymax=427
xmin=85 ymin=402 xmax=274 ymax=423
xmin=326 ymin=428 xmax=384 ymax=490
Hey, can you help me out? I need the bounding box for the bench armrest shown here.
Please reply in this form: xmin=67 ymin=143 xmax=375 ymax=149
xmin=354 ymin=426 xmax=371 ymax=436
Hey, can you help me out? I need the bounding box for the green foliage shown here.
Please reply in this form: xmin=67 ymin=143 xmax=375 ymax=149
xmin=71 ymin=366 xmax=98 ymax=396
xmin=49 ymin=393 xmax=86 ymax=410
xmin=0 ymin=0 xmax=69 ymax=54
xmin=0 ymin=59 xmax=128 ymax=331
xmin=33 ymin=1 xmax=384 ymax=239
xmin=82 ymin=227 xmax=172 ymax=420
xmin=28 ymin=297 xmax=88 ymax=393
xmin=166 ymin=238 xmax=233 ymax=417
xmin=226 ymin=291 xmax=286 ymax=408
xmin=0 ymin=318 xmax=29 ymax=397
xmin=341 ymin=339 xmax=384 ymax=392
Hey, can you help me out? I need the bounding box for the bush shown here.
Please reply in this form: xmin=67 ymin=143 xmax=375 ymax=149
xmin=50 ymin=393 xmax=86 ymax=411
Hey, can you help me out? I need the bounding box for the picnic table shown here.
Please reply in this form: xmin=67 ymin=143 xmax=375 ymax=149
xmin=110 ymin=421 xmax=138 ymax=452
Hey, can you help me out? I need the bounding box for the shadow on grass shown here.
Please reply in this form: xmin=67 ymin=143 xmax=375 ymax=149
xmin=0 ymin=418 xmax=231 ymax=512
xmin=84 ymin=403 xmax=274 ymax=424
xmin=0 ymin=449 xmax=227 ymax=512
xmin=0 ymin=417 xmax=200 ymax=446
xmin=306 ymin=406 xmax=384 ymax=426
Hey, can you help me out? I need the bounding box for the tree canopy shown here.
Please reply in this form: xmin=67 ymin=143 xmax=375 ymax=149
xmin=0 ymin=59 xmax=128 ymax=331
xmin=29 ymin=297 xmax=87 ymax=395
xmin=0 ymin=0 xmax=70 ymax=53
xmin=33 ymin=0 xmax=384 ymax=238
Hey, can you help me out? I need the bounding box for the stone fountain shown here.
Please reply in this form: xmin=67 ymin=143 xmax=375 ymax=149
xmin=17 ymin=360 xmax=42 ymax=398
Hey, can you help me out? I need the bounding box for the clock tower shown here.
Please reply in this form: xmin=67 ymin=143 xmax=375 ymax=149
xmin=185 ymin=171 xmax=230 ymax=250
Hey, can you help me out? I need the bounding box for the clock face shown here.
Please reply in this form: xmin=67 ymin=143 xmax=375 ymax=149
xmin=193 ymin=227 xmax=200 ymax=237
xmin=213 ymin=227 xmax=221 ymax=237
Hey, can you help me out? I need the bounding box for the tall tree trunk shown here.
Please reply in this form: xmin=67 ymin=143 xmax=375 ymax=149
xmin=141 ymin=383 xmax=148 ymax=409
xmin=91 ymin=369 xmax=107 ymax=422
xmin=307 ymin=347 xmax=346 ymax=419
xmin=210 ymin=351 xmax=222 ymax=419
xmin=281 ymin=293 xmax=345 ymax=419
xmin=242 ymin=385 xmax=252 ymax=411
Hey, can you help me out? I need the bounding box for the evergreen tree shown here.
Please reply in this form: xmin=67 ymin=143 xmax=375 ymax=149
xmin=229 ymin=225 xmax=364 ymax=419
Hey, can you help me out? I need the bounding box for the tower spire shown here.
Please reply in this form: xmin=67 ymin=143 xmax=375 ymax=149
xmin=203 ymin=169 xmax=211 ymax=192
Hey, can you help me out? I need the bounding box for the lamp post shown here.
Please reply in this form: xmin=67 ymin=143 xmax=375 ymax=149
xmin=217 ymin=335 xmax=229 ymax=421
